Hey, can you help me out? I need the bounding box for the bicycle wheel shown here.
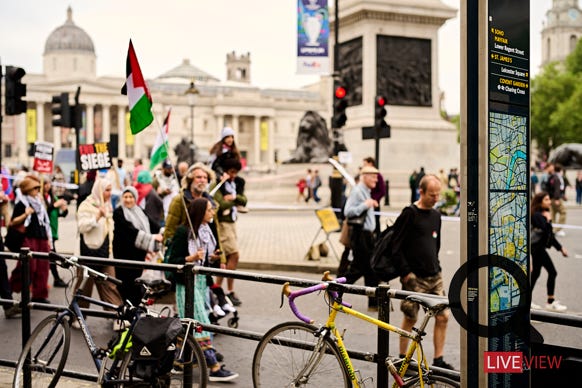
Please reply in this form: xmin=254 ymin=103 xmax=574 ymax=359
xmin=13 ymin=314 xmax=71 ymax=388
xmin=405 ymin=373 xmax=460 ymax=388
xmin=116 ymin=332 xmax=208 ymax=387
xmin=252 ymin=321 xmax=351 ymax=387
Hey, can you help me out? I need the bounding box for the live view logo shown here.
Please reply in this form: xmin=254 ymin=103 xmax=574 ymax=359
xmin=484 ymin=352 xmax=563 ymax=373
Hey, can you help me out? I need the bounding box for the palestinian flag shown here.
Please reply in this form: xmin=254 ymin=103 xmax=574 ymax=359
xmin=150 ymin=108 xmax=171 ymax=170
xmin=121 ymin=40 xmax=154 ymax=135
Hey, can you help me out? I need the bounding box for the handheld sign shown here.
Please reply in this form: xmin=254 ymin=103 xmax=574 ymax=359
xmin=79 ymin=143 xmax=112 ymax=171
xmin=33 ymin=141 xmax=54 ymax=173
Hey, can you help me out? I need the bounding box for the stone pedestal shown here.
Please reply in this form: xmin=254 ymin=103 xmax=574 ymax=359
xmin=331 ymin=0 xmax=460 ymax=191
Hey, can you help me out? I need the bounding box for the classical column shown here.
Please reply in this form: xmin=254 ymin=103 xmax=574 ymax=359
xmin=268 ymin=117 xmax=275 ymax=164
xmin=36 ymin=102 xmax=45 ymax=142
xmin=231 ymin=115 xmax=239 ymax=134
xmin=253 ymin=116 xmax=260 ymax=165
xmin=102 ymin=105 xmax=111 ymax=142
xmin=117 ymin=106 xmax=126 ymax=159
xmin=86 ymin=104 xmax=94 ymax=144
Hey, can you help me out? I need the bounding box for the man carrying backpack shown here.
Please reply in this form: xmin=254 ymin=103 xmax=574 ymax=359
xmin=390 ymin=174 xmax=455 ymax=370
xmin=343 ymin=166 xmax=380 ymax=310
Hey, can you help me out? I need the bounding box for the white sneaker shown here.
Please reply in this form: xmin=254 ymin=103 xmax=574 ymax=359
xmin=222 ymin=304 xmax=236 ymax=313
xmin=71 ymin=319 xmax=81 ymax=330
xmin=545 ymin=300 xmax=567 ymax=312
xmin=213 ymin=305 xmax=226 ymax=317
xmin=555 ymin=230 xmax=566 ymax=237
xmin=531 ymin=302 xmax=541 ymax=310
xmin=236 ymin=205 xmax=249 ymax=214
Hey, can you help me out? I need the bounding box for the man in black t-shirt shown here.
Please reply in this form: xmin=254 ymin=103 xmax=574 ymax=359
xmin=391 ymin=174 xmax=454 ymax=370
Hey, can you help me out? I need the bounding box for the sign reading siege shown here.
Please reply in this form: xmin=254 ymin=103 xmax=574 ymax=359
xmin=33 ymin=141 xmax=54 ymax=173
xmin=79 ymin=143 xmax=111 ymax=171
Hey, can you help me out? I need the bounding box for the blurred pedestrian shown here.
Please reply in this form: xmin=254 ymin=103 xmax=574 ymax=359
xmin=576 ymin=171 xmax=582 ymax=205
xmin=408 ymin=170 xmax=417 ymax=204
xmin=113 ymin=186 xmax=163 ymax=306
xmin=208 ymin=127 xmax=242 ymax=176
xmin=75 ymin=178 xmax=123 ymax=327
xmin=42 ymin=177 xmax=68 ymax=288
xmin=166 ymin=198 xmax=238 ymax=382
xmin=363 ymin=157 xmax=386 ymax=237
xmin=153 ymin=159 xmax=180 ymax=219
xmin=135 ymin=170 xmax=164 ymax=227
xmin=530 ymin=192 xmax=568 ymax=312
xmin=213 ymin=158 xmax=247 ymax=306
xmin=343 ymin=166 xmax=379 ymax=310
xmin=9 ymin=175 xmax=52 ymax=304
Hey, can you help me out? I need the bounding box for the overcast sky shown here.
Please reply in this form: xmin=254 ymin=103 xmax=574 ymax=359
xmin=0 ymin=0 xmax=554 ymax=115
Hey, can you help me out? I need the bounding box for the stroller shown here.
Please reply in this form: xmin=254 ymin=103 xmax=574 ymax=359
xmin=207 ymin=283 xmax=239 ymax=328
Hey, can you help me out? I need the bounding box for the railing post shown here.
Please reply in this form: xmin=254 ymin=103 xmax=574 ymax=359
xmin=20 ymin=248 xmax=31 ymax=388
xmin=377 ymin=284 xmax=390 ymax=387
xmin=183 ymin=263 xmax=195 ymax=387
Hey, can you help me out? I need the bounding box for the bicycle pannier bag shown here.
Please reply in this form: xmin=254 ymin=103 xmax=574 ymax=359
xmin=130 ymin=316 xmax=182 ymax=380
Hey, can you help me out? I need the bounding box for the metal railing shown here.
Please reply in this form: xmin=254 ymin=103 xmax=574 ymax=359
xmin=3 ymin=249 xmax=582 ymax=385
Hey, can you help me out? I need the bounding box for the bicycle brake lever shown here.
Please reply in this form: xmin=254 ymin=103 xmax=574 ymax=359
xmin=280 ymin=282 xmax=292 ymax=308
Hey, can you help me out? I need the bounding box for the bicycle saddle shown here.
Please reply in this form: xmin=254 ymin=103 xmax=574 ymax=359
xmin=135 ymin=277 xmax=172 ymax=295
xmin=406 ymin=295 xmax=449 ymax=313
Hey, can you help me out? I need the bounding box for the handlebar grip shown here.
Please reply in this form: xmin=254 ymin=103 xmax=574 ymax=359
xmin=49 ymin=251 xmax=66 ymax=264
xmin=107 ymin=276 xmax=123 ymax=287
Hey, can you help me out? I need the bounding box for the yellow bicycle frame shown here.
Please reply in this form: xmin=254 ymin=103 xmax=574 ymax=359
xmin=326 ymin=298 xmax=431 ymax=388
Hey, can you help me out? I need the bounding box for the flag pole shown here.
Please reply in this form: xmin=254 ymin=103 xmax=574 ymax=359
xmin=150 ymin=107 xmax=197 ymax=240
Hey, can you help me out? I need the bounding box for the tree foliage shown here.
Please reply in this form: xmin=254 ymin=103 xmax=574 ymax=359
xmin=531 ymin=39 xmax=582 ymax=156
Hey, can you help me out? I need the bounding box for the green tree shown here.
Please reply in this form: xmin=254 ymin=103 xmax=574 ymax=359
xmin=532 ymin=39 xmax=582 ymax=156
xmin=531 ymin=64 xmax=577 ymax=155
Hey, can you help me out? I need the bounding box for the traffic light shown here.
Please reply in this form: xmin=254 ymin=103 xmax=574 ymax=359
xmin=72 ymin=104 xmax=83 ymax=129
xmin=332 ymin=85 xmax=348 ymax=128
xmin=51 ymin=93 xmax=71 ymax=127
xmin=374 ymin=95 xmax=388 ymax=130
xmin=5 ymin=66 xmax=27 ymax=115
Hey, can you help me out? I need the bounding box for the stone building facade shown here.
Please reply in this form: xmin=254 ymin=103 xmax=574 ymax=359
xmin=1 ymin=7 xmax=323 ymax=172
xmin=541 ymin=0 xmax=582 ymax=66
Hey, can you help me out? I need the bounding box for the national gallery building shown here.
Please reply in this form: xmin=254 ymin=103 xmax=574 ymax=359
xmin=2 ymin=3 xmax=460 ymax=187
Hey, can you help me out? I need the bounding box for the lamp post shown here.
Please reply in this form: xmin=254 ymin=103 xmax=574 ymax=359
xmin=185 ymin=80 xmax=199 ymax=164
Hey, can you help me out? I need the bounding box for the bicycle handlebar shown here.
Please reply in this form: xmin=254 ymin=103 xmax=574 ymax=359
xmin=283 ymin=277 xmax=349 ymax=324
xmin=48 ymin=252 xmax=123 ymax=287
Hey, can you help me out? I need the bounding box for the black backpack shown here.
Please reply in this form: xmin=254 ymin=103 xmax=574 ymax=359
xmin=370 ymin=206 xmax=416 ymax=281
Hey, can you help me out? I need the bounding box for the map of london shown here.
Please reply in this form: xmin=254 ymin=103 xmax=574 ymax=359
xmin=489 ymin=112 xmax=528 ymax=312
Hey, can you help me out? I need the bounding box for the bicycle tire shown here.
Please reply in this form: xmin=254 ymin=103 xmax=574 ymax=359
xmin=13 ymin=314 xmax=71 ymax=388
xmin=404 ymin=373 xmax=460 ymax=388
xmin=116 ymin=331 xmax=208 ymax=387
xmin=252 ymin=321 xmax=352 ymax=387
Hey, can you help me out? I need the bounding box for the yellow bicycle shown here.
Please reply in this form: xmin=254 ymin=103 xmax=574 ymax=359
xmin=252 ymin=273 xmax=459 ymax=387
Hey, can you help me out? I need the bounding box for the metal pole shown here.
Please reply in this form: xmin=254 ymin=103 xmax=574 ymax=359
xmin=183 ymin=263 xmax=194 ymax=386
xmin=20 ymin=248 xmax=32 ymax=388
xmin=329 ymin=0 xmax=344 ymax=210
xmin=190 ymin=104 xmax=194 ymax=163
xmin=376 ymin=284 xmax=390 ymax=387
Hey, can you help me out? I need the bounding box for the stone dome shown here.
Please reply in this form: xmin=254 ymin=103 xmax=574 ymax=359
xmin=44 ymin=7 xmax=95 ymax=54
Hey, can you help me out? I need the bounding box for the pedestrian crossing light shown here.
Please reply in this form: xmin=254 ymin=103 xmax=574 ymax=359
xmin=4 ymin=66 xmax=27 ymax=115
xmin=51 ymin=93 xmax=71 ymax=127
xmin=332 ymin=85 xmax=348 ymax=128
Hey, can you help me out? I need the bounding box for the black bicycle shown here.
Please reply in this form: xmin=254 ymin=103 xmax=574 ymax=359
xmin=13 ymin=252 xmax=208 ymax=387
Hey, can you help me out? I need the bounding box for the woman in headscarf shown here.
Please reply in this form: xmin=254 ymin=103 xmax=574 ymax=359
xmin=9 ymin=175 xmax=52 ymax=303
xmin=74 ymin=177 xmax=123 ymax=319
xmin=166 ymin=198 xmax=238 ymax=382
xmin=113 ymin=186 xmax=163 ymax=306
